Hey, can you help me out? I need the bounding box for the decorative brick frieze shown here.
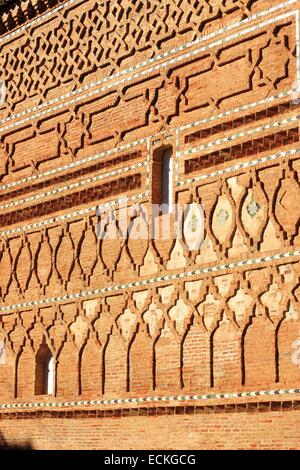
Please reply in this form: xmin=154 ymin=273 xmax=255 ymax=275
xmin=0 ymin=5 xmax=298 ymax=186
xmin=184 ymin=100 xmax=300 ymax=144
xmin=0 ymin=150 xmax=142 ymax=203
xmin=0 ymin=173 xmax=142 ymax=227
xmin=0 ymin=0 xmax=69 ymax=35
xmin=0 ymin=0 xmax=291 ymax=116
xmin=184 ymin=127 xmax=300 ymax=174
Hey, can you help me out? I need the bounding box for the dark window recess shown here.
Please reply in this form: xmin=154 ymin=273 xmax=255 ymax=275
xmin=35 ymin=342 xmax=54 ymax=396
xmin=152 ymin=146 xmax=173 ymax=214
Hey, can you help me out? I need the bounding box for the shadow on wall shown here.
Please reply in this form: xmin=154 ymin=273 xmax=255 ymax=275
xmin=0 ymin=430 xmax=32 ymax=450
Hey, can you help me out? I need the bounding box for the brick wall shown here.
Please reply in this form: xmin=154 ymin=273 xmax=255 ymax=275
xmin=1 ymin=402 xmax=300 ymax=450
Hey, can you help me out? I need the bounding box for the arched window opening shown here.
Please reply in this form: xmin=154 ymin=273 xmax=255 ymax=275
xmin=152 ymin=145 xmax=173 ymax=214
xmin=44 ymin=352 xmax=54 ymax=395
xmin=35 ymin=342 xmax=54 ymax=396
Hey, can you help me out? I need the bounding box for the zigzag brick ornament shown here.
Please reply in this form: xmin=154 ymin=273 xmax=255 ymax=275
xmin=0 ymin=0 xmax=300 ymax=450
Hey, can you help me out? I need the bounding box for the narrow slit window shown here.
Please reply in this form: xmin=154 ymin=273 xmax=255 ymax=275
xmin=152 ymin=146 xmax=173 ymax=214
xmin=35 ymin=343 xmax=54 ymax=396
xmin=161 ymin=148 xmax=173 ymax=213
xmin=44 ymin=353 xmax=54 ymax=396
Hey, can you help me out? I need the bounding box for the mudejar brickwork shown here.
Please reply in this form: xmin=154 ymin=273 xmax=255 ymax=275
xmin=0 ymin=0 xmax=299 ymax=450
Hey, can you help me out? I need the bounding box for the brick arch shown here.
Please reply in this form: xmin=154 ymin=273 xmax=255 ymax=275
xmin=243 ymin=316 xmax=276 ymax=387
xmin=16 ymin=344 xmax=35 ymax=398
xmin=278 ymin=317 xmax=300 ymax=385
xmin=182 ymin=316 xmax=210 ymax=392
xmin=212 ymin=319 xmax=242 ymax=390
xmin=129 ymin=323 xmax=154 ymax=394
xmin=103 ymin=327 xmax=128 ymax=396
xmin=0 ymin=344 xmax=15 ymax=400
xmin=154 ymin=324 xmax=181 ymax=393
xmin=80 ymin=335 xmax=102 ymax=398
xmin=56 ymin=339 xmax=79 ymax=399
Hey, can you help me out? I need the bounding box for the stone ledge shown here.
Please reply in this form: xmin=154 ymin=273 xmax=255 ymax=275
xmin=1 ymin=388 xmax=300 ymax=415
xmin=1 ymin=400 xmax=300 ymax=420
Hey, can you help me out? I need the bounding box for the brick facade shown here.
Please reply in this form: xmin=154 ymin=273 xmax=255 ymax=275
xmin=0 ymin=0 xmax=300 ymax=450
